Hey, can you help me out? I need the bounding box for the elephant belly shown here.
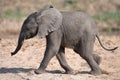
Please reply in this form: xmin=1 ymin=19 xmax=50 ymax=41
xmin=61 ymin=31 xmax=81 ymax=49
xmin=62 ymin=40 xmax=79 ymax=49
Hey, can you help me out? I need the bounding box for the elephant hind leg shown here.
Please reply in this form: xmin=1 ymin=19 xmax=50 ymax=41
xmin=74 ymin=36 xmax=101 ymax=75
xmin=93 ymin=53 xmax=101 ymax=65
xmin=56 ymin=47 xmax=78 ymax=75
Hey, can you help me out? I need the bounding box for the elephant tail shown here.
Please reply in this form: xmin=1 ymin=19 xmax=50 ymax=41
xmin=96 ymin=35 xmax=118 ymax=51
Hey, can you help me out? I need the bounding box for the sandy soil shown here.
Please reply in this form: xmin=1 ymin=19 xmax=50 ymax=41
xmin=0 ymin=18 xmax=119 ymax=80
xmin=0 ymin=31 xmax=120 ymax=80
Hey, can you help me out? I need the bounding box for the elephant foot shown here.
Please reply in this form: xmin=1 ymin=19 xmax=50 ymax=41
xmin=34 ymin=69 xmax=45 ymax=74
xmin=89 ymin=70 xmax=101 ymax=75
xmin=65 ymin=70 xmax=78 ymax=75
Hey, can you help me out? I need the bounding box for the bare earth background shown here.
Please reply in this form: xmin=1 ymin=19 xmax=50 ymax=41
xmin=0 ymin=0 xmax=120 ymax=80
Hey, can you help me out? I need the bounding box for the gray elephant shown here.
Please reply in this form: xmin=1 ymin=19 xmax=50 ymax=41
xmin=11 ymin=5 xmax=118 ymax=75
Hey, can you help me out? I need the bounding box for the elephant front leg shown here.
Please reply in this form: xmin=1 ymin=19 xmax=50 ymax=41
xmin=34 ymin=48 xmax=57 ymax=74
xmin=34 ymin=31 xmax=62 ymax=74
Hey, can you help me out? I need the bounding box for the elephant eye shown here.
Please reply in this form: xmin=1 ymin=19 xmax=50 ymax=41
xmin=36 ymin=17 xmax=42 ymax=24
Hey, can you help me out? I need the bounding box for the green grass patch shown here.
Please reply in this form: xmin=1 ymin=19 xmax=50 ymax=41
xmin=93 ymin=12 xmax=120 ymax=20
xmin=64 ymin=0 xmax=77 ymax=4
xmin=0 ymin=9 xmax=28 ymax=19
xmin=93 ymin=12 xmax=120 ymax=35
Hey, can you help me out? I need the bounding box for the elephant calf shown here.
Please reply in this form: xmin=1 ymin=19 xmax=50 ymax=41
xmin=11 ymin=5 xmax=118 ymax=75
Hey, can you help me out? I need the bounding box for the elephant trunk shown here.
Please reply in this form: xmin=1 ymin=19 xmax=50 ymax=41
xmin=11 ymin=33 xmax=25 ymax=56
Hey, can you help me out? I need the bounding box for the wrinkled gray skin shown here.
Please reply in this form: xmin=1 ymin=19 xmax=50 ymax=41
xmin=11 ymin=5 xmax=118 ymax=75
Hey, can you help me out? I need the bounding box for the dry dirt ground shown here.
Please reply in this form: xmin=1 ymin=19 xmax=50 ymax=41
xmin=0 ymin=21 xmax=120 ymax=80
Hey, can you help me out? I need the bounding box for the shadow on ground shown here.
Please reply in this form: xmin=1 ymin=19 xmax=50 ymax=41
xmin=0 ymin=67 xmax=92 ymax=75
xmin=0 ymin=67 xmax=64 ymax=74
xmin=0 ymin=67 xmax=34 ymax=74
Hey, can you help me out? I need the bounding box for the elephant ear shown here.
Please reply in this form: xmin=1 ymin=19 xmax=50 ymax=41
xmin=36 ymin=6 xmax=62 ymax=38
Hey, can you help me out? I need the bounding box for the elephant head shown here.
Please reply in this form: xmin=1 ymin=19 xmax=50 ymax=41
xmin=11 ymin=5 xmax=62 ymax=56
